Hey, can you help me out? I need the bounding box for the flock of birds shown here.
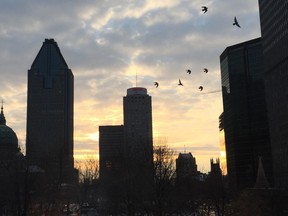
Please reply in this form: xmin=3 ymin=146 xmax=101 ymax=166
xmin=153 ymin=6 xmax=241 ymax=92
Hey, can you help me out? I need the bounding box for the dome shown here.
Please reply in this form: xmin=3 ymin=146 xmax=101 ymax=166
xmin=0 ymin=106 xmax=18 ymax=155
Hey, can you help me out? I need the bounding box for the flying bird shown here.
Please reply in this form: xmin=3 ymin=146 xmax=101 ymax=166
xmin=187 ymin=69 xmax=191 ymax=74
xmin=202 ymin=6 xmax=208 ymax=14
xmin=178 ymin=79 xmax=183 ymax=86
xmin=154 ymin=82 xmax=159 ymax=88
xmin=233 ymin=16 xmax=241 ymax=28
xmin=203 ymin=68 xmax=208 ymax=73
xmin=199 ymin=86 xmax=203 ymax=91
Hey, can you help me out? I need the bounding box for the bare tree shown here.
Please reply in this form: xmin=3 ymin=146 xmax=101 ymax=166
xmin=75 ymin=157 xmax=99 ymax=184
xmin=152 ymin=144 xmax=176 ymax=216
xmin=75 ymin=156 xmax=99 ymax=209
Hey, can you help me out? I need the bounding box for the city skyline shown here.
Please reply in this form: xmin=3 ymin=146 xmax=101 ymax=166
xmin=0 ymin=1 xmax=261 ymax=171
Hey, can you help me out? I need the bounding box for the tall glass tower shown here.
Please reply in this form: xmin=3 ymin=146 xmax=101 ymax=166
xmin=220 ymin=38 xmax=273 ymax=188
xmin=258 ymin=0 xmax=288 ymax=188
xmin=26 ymin=39 xmax=75 ymax=184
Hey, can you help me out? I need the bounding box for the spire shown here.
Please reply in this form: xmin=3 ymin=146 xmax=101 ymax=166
xmin=0 ymin=100 xmax=6 ymax=125
xmin=254 ymin=156 xmax=270 ymax=189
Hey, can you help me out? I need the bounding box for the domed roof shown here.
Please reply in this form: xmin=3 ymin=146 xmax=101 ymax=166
xmin=0 ymin=105 xmax=18 ymax=151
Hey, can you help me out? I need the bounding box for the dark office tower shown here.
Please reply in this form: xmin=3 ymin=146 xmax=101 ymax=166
xmin=99 ymin=125 xmax=124 ymax=181
xmin=123 ymin=87 xmax=153 ymax=166
xmin=123 ymin=87 xmax=153 ymax=196
xmin=98 ymin=125 xmax=124 ymax=207
xmin=26 ymin=39 xmax=75 ymax=184
xmin=258 ymin=0 xmax=288 ymax=188
xmin=220 ymin=38 xmax=273 ymax=188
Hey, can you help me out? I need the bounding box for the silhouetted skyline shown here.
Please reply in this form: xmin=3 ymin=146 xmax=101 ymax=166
xmin=0 ymin=1 xmax=261 ymax=171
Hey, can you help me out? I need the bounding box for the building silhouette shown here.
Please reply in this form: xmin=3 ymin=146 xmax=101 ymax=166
xmin=26 ymin=39 xmax=76 ymax=184
xmin=98 ymin=87 xmax=154 ymax=210
xmin=0 ymin=105 xmax=26 ymax=215
xmin=220 ymin=38 xmax=273 ymax=188
xmin=176 ymin=152 xmax=198 ymax=183
xmin=99 ymin=87 xmax=154 ymax=178
xmin=258 ymin=0 xmax=288 ymax=189
xmin=0 ymin=105 xmax=19 ymax=163
xmin=123 ymin=87 xmax=153 ymax=167
xmin=99 ymin=125 xmax=124 ymax=180
xmin=209 ymin=158 xmax=222 ymax=177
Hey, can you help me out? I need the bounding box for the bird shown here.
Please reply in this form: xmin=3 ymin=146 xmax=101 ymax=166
xmin=199 ymin=86 xmax=203 ymax=91
xmin=187 ymin=69 xmax=191 ymax=74
xmin=202 ymin=6 xmax=208 ymax=14
xmin=233 ymin=16 xmax=241 ymax=28
xmin=154 ymin=82 xmax=159 ymax=88
xmin=178 ymin=79 xmax=183 ymax=86
xmin=203 ymin=68 xmax=208 ymax=73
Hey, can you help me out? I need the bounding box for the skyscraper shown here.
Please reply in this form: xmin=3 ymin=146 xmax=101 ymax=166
xmin=98 ymin=87 xmax=154 ymax=209
xmin=258 ymin=0 xmax=288 ymax=188
xmin=123 ymin=87 xmax=154 ymax=199
xmin=26 ymin=39 xmax=75 ymax=184
xmin=123 ymin=87 xmax=153 ymax=167
xmin=220 ymin=38 xmax=273 ymax=188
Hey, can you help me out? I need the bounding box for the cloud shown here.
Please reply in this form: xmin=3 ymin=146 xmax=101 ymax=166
xmin=0 ymin=0 xmax=261 ymax=171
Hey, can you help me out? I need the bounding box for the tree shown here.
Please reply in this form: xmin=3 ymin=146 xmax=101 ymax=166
xmin=75 ymin=157 xmax=99 ymax=207
xmin=152 ymin=144 xmax=176 ymax=216
xmin=76 ymin=157 xmax=99 ymax=184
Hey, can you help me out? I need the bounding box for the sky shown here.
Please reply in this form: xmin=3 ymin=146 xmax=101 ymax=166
xmin=0 ymin=0 xmax=261 ymax=172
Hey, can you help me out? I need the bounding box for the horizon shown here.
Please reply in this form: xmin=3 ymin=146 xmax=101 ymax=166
xmin=0 ymin=0 xmax=261 ymax=172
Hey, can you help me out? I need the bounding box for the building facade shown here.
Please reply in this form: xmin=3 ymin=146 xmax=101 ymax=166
xmin=99 ymin=125 xmax=124 ymax=180
xmin=220 ymin=38 xmax=273 ymax=188
xmin=98 ymin=87 xmax=154 ymax=209
xmin=0 ymin=105 xmax=19 ymax=163
xmin=123 ymin=87 xmax=154 ymax=201
xmin=258 ymin=0 xmax=288 ymax=188
xmin=176 ymin=152 xmax=198 ymax=182
xmin=0 ymin=105 xmax=27 ymax=215
xmin=123 ymin=87 xmax=153 ymax=168
xmin=26 ymin=39 xmax=75 ymax=184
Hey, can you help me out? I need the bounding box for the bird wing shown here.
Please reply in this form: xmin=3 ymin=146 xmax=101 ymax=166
xmin=234 ymin=17 xmax=241 ymax=27
xmin=202 ymin=7 xmax=207 ymax=13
